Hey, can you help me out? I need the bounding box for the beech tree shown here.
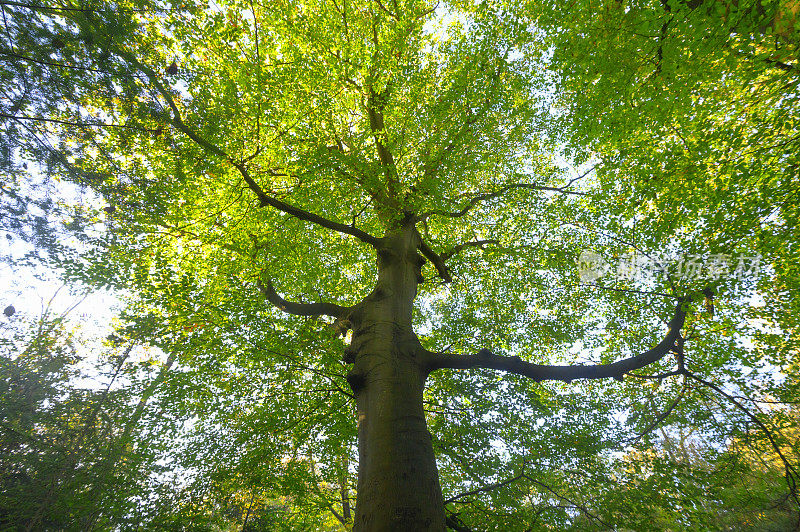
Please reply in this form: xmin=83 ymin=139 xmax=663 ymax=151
xmin=2 ymin=0 xmax=799 ymax=529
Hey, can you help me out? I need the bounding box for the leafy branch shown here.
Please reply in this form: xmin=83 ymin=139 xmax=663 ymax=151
xmin=444 ymin=464 xmax=612 ymax=529
xmin=120 ymin=53 xmax=382 ymax=248
xmin=422 ymin=181 xmax=587 ymax=221
xmin=685 ymin=370 xmax=800 ymax=510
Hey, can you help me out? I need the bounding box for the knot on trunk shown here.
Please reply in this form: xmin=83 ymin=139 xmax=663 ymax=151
xmin=346 ymin=370 xmax=366 ymax=394
xmin=377 ymin=247 xmax=399 ymax=265
xmin=343 ymin=346 xmax=357 ymax=364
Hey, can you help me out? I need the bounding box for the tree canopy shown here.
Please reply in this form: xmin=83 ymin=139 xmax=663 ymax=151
xmin=1 ymin=0 xmax=799 ymax=530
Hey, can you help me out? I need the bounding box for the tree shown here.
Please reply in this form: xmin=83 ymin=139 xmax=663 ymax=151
xmin=2 ymin=0 xmax=798 ymax=529
xmin=0 ymin=296 xmax=172 ymax=530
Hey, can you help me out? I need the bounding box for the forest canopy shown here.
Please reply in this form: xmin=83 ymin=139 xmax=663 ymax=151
xmin=1 ymin=0 xmax=799 ymax=530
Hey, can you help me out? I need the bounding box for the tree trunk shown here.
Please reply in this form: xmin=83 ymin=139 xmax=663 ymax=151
xmin=348 ymin=225 xmax=445 ymax=531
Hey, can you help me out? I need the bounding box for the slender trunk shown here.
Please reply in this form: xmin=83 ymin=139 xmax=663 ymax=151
xmin=81 ymin=352 xmax=176 ymax=531
xmin=242 ymin=491 xmax=257 ymax=531
xmin=340 ymin=454 xmax=352 ymax=523
xmin=349 ymin=226 xmax=445 ymax=531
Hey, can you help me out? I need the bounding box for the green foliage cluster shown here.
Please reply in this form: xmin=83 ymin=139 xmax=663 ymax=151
xmin=0 ymin=308 xmax=152 ymax=530
xmin=1 ymin=0 xmax=799 ymax=529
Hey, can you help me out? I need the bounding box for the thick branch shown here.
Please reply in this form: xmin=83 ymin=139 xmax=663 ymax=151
xmin=236 ymin=164 xmax=381 ymax=247
xmin=428 ymin=302 xmax=686 ymax=381
xmin=367 ymin=87 xmax=402 ymax=205
xmin=763 ymin=57 xmax=799 ymax=73
xmin=419 ymin=238 xmax=499 ymax=284
xmin=418 ymin=239 xmax=452 ymax=283
xmin=367 ymin=102 xmax=394 ymax=168
xmin=258 ymin=280 xmax=348 ymax=319
xmin=445 ymin=513 xmax=473 ymax=532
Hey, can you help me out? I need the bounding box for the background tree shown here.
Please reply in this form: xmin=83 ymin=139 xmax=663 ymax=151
xmin=1 ymin=0 xmax=799 ymax=530
xmin=0 ymin=296 xmax=176 ymax=530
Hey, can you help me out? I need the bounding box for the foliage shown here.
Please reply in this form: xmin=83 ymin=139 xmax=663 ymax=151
xmin=1 ymin=0 xmax=799 ymax=529
xmin=0 ymin=302 xmax=173 ymax=530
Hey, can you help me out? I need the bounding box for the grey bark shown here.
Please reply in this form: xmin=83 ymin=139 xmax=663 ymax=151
xmin=347 ymin=224 xmax=445 ymax=531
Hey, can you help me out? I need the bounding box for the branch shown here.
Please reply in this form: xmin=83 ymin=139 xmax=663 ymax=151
xmin=579 ymin=283 xmax=674 ymax=299
xmin=236 ymin=164 xmax=381 ymax=247
xmin=0 ymin=112 xmax=160 ymax=132
xmin=685 ymin=371 xmax=800 ymax=508
xmin=0 ymin=49 xmax=107 ymax=73
xmin=418 ymin=239 xmax=452 ymax=283
xmin=0 ymin=0 xmax=108 ymax=12
xmin=627 ymin=369 xmax=684 ymax=380
xmin=258 ymin=280 xmax=349 ymax=319
xmin=445 ymin=472 xmax=527 ymax=504
xmin=367 ymin=87 xmax=401 ymax=205
xmin=763 ymin=57 xmax=799 ymax=73
xmin=428 ymin=302 xmax=686 ymax=382
xmin=446 ymin=463 xmax=611 ymax=529
xmin=121 ymin=54 xmax=381 ymax=248
xmin=627 ymin=384 xmax=686 ymax=446
xmin=374 ymin=0 xmax=399 ymax=20
xmin=422 ymin=182 xmax=587 ymax=221
xmin=526 ymin=477 xmax=611 ymax=528
xmin=441 ymin=239 xmax=499 ymax=261
xmin=445 ymin=513 xmax=473 ymax=532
